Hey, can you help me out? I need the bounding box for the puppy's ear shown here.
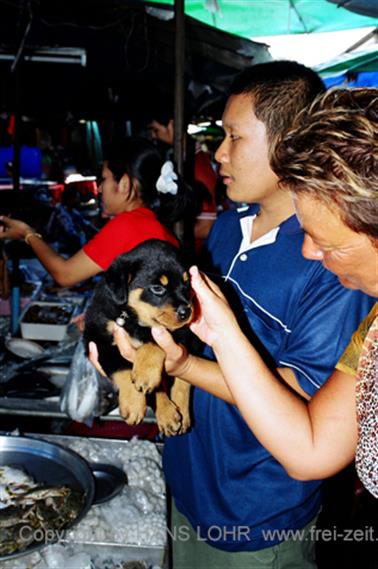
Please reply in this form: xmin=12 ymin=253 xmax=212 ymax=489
xmin=103 ymin=255 xmax=134 ymax=305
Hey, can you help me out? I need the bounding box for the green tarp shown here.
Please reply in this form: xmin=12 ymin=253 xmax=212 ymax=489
xmin=315 ymin=45 xmax=378 ymax=75
xmin=146 ymin=0 xmax=378 ymax=39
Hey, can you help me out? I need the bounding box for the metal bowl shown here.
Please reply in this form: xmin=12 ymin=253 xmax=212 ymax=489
xmin=5 ymin=337 xmax=45 ymax=360
xmin=90 ymin=462 xmax=127 ymax=505
xmin=0 ymin=435 xmax=95 ymax=561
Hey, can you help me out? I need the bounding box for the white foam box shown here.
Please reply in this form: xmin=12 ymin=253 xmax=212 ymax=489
xmin=20 ymin=301 xmax=74 ymax=341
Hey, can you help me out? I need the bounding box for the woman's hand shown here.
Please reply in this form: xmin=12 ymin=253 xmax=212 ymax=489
xmin=189 ymin=266 xmax=239 ymax=347
xmin=0 ymin=215 xmax=32 ymax=241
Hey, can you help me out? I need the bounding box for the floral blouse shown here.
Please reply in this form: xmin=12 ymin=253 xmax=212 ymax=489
xmin=337 ymin=303 xmax=378 ymax=499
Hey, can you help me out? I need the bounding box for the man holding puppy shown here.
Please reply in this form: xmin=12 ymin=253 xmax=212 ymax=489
xmin=93 ymin=61 xmax=374 ymax=568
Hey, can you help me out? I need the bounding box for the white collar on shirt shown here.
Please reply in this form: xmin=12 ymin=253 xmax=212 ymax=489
xmin=238 ymin=214 xmax=280 ymax=254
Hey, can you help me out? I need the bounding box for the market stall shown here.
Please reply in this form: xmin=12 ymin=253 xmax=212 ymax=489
xmin=0 ymin=268 xmax=168 ymax=568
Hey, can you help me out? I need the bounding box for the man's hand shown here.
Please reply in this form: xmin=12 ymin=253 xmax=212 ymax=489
xmin=112 ymin=323 xmax=137 ymax=362
xmin=151 ymin=326 xmax=190 ymax=377
xmin=113 ymin=322 xmax=190 ymax=378
xmin=88 ymin=342 xmax=106 ymax=377
xmin=71 ymin=313 xmax=86 ymax=332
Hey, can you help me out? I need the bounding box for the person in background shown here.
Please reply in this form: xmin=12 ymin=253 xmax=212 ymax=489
xmin=45 ymin=184 xmax=97 ymax=255
xmin=95 ymin=64 xmax=375 ymax=568
xmin=148 ymin=113 xmax=218 ymax=255
xmin=0 ymin=137 xmax=192 ymax=287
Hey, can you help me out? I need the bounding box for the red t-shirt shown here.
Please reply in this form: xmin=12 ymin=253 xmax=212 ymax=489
xmin=83 ymin=207 xmax=178 ymax=270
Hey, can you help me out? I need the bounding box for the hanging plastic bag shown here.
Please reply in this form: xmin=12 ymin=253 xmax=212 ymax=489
xmin=60 ymin=339 xmax=117 ymax=426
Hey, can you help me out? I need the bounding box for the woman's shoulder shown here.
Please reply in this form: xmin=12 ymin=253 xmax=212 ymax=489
xmin=336 ymin=303 xmax=378 ymax=377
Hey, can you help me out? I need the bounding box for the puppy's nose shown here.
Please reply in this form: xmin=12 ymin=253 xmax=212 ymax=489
xmin=177 ymin=304 xmax=192 ymax=322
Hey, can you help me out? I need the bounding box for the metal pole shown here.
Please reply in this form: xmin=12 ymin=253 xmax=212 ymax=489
xmin=9 ymin=63 xmax=22 ymax=335
xmin=12 ymin=73 xmax=21 ymax=193
xmin=173 ymin=0 xmax=185 ymax=176
xmin=173 ymin=0 xmax=185 ymax=242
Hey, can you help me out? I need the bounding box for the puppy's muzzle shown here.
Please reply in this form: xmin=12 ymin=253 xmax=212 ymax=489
xmin=176 ymin=304 xmax=193 ymax=323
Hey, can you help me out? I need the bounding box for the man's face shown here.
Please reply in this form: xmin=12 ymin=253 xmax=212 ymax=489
xmin=148 ymin=119 xmax=174 ymax=146
xmin=294 ymin=193 xmax=378 ymax=298
xmin=215 ymin=94 xmax=279 ymax=204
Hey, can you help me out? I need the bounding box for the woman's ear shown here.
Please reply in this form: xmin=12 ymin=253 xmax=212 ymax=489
xmin=119 ymin=174 xmax=141 ymax=205
xmin=118 ymin=174 xmax=131 ymax=197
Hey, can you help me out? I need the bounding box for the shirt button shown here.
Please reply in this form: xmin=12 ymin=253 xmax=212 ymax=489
xmin=240 ymin=254 xmax=247 ymax=261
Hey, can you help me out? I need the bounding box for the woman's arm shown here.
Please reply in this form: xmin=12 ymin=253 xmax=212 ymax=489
xmin=0 ymin=215 xmax=101 ymax=286
xmin=187 ymin=266 xmax=358 ymax=479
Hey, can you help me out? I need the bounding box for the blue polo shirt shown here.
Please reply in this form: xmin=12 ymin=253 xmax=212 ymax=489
xmin=163 ymin=205 xmax=374 ymax=552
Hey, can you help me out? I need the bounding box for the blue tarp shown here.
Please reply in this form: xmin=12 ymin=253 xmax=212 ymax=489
xmin=324 ymin=71 xmax=378 ymax=87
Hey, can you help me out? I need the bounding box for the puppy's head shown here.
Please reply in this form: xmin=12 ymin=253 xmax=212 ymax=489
xmin=104 ymin=239 xmax=193 ymax=330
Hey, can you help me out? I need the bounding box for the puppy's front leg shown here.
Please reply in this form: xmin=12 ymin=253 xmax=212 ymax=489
xmin=112 ymin=369 xmax=146 ymax=424
xmin=171 ymin=377 xmax=191 ymax=434
xmin=155 ymin=391 xmax=182 ymax=436
xmin=131 ymin=343 xmax=165 ymax=394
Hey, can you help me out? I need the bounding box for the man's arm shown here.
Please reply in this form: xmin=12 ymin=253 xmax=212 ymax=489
xmin=112 ymin=324 xmax=309 ymax=403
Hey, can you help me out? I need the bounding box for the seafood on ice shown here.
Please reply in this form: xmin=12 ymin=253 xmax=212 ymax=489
xmin=0 ymin=465 xmax=84 ymax=557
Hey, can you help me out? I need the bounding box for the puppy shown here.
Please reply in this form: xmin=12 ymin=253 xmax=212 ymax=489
xmin=83 ymin=239 xmax=193 ymax=436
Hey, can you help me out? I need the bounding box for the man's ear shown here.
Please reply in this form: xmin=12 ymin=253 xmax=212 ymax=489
xmin=103 ymin=254 xmax=133 ymax=305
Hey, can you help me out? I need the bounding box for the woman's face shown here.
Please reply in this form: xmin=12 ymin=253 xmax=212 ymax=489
xmin=99 ymin=162 xmax=128 ymax=216
xmin=294 ymin=194 xmax=378 ymax=298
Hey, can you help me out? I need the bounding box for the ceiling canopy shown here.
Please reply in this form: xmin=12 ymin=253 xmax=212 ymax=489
xmin=146 ymin=0 xmax=378 ymax=38
xmin=0 ymin=0 xmax=271 ymax=124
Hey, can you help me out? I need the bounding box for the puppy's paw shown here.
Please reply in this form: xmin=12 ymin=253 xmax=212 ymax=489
xmin=132 ymin=343 xmax=165 ymax=394
xmin=177 ymin=408 xmax=191 ymax=434
xmin=170 ymin=378 xmax=191 ymax=434
xmin=131 ymin=367 xmax=161 ymax=394
xmin=117 ymin=383 xmax=147 ymax=425
xmin=155 ymin=397 xmax=183 ymax=437
xmin=119 ymin=398 xmax=146 ymax=425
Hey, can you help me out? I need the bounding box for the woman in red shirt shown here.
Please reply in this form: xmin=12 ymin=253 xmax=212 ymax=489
xmin=0 ymin=138 xmax=191 ymax=286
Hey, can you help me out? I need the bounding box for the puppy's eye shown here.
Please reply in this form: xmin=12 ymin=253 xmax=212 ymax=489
xmin=149 ymin=285 xmax=166 ymax=296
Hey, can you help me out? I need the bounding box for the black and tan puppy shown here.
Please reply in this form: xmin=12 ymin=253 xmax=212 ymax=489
xmin=83 ymin=239 xmax=193 ymax=436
